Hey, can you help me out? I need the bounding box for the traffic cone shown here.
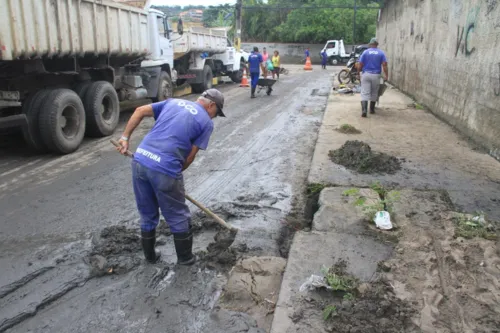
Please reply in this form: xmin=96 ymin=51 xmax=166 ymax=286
xmin=240 ymin=67 xmax=250 ymax=87
xmin=304 ymin=56 xmax=313 ymax=71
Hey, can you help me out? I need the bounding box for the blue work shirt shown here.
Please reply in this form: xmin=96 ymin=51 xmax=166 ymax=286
xmin=134 ymin=99 xmax=214 ymax=179
xmin=305 ymin=49 xmax=310 ymax=57
xmin=248 ymin=52 xmax=263 ymax=74
xmin=359 ymin=48 xmax=387 ymax=74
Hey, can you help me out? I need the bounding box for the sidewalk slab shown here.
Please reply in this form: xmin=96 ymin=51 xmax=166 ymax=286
xmin=270 ymin=227 xmax=393 ymax=333
xmin=313 ymin=187 xmax=379 ymax=233
xmin=308 ymin=87 xmax=500 ymax=220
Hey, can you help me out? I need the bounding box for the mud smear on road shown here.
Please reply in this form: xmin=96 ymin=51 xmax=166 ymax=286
xmin=87 ymin=225 xmax=142 ymax=276
xmin=329 ymin=141 xmax=401 ymax=174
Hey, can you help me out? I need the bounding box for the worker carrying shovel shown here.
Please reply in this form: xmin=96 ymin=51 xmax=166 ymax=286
xmin=357 ymin=38 xmax=389 ymax=117
xmin=116 ymin=89 xmax=226 ymax=265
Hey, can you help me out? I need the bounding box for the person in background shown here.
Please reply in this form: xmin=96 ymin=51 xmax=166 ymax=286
xmin=304 ymin=48 xmax=310 ymax=62
xmin=262 ymin=47 xmax=269 ymax=62
xmin=248 ymin=46 xmax=264 ymax=98
xmin=272 ymin=50 xmax=281 ymax=79
xmin=321 ymin=50 xmax=328 ymax=69
xmin=262 ymin=47 xmax=269 ymax=77
xmin=357 ymin=38 xmax=389 ymax=117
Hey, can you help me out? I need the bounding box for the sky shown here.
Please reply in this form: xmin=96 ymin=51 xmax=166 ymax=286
xmin=151 ymin=0 xmax=236 ymax=6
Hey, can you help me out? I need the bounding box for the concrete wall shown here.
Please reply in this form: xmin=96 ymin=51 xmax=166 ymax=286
xmin=241 ymin=42 xmax=355 ymax=64
xmin=377 ymin=0 xmax=500 ymax=160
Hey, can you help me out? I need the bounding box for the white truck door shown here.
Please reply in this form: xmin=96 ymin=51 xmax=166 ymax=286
xmin=324 ymin=40 xmax=338 ymax=58
xmin=157 ymin=17 xmax=173 ymax=63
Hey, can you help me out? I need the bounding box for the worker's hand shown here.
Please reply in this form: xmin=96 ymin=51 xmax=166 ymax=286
xmin=383 ymin=74 xmax=388 ymax=81
xmin=117 ymin=138 xmax=129 ymax=156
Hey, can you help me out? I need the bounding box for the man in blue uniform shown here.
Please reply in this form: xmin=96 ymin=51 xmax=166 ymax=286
xmin=117 ymin=89 xmax=226 ymax=265
xmin=357 ymin=38 xmax=389 ymax=117
xmin=248 ymin=47 xmax=264 ymax=98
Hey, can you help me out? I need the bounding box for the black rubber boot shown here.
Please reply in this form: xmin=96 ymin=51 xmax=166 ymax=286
xmin=361 ymin=101 xmax=368 ymax=117
xmin=141 ymin=229 xmax=161 ymax=263
xmin=173 ymin=231 xmax=196 ymax=266
xmin=370 ymin=101 xmax=376 ymax=114
xmin=251 ymin=87 xmax=256 ymax=98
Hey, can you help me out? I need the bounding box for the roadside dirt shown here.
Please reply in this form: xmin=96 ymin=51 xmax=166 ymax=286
xmin=385 ymin=190 xmax=500 ymax=333
xmin=329 ymin=140 xmax=402 ymax=174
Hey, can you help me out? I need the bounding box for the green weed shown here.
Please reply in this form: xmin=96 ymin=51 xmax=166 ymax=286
xmin=452 ymin=213 xmax=497 ymax=240
xmin=323 ymin=305 xmax=337 ymax=321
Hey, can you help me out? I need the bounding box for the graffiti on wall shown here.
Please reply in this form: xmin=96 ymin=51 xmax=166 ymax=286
xmin=486 ymin=0 xmax=498 ymax=15
xmin=455 ymin=7 xmax=479 ymax=57
xmin=494 ymin=63 xmax=500 ymax=97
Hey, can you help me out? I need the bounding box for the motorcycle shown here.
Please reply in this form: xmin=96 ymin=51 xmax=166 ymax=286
xmin=337 ymin=53 xmax=359 ymax=84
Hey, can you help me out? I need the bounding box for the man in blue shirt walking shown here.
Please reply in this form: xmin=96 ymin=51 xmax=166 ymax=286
xmin=357 ymin=38 xmax=389 ymax=117
xmin=117 ymin=89 xmax=226 ymax=265
xmin=248 ymin=47 xmax=264 ymax=98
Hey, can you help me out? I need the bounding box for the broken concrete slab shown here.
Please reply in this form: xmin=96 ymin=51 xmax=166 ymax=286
xmin=270 ymin=229 xmax=393 ymax=333
xmin=218 ymin=256 xmax=286 ymax=331
xmin=313 ymin=187 xmax=379 ymax=233
xmin=308 ymin=87 xmax=500 ymax=220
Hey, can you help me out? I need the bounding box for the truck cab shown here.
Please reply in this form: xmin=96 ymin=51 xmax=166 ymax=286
xmin=321 ymin=39 xmax=350 ymax=65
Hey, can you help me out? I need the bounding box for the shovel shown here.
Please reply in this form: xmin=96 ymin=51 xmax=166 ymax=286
xmin=110 ymin=139 xmax=238 ymax=252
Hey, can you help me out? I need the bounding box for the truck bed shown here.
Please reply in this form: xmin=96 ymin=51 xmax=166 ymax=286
xmin=0 ymin=0 xmax=149 ymax=61
xmin=172 ymin=27 xmax=227 ymax=59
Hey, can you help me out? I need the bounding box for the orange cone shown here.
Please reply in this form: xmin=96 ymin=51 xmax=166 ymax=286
xmin=240 ymin=67 xmax=250 ymax=87
xmin=304 ymin=56 xmax=313 ymax=71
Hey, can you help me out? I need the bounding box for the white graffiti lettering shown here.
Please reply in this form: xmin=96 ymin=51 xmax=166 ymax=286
xmin=137 ymin=148 xmax=161 ymax=163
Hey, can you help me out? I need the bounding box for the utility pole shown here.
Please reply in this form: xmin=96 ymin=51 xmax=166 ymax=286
xmin=353 ymin=0 xmax=357 ymax=44
xmin=235 ymin=0 xmax=242 ymax=52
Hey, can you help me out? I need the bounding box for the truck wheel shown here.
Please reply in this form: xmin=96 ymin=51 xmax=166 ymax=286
xmin=192 ymin=65 xmax=213 ymax=93
xmin=83 ymin=81 xmax=120 ymax=137
xmin=22 ymin=90 xmax=51 ymax=152
xmin=230 ymin=62 xmax=246 ymax=84
xmin=74 ymin=81 xmax=92 ymax=100
xmin=153 ymin=71 xmax=173 ymax=102
xmin=38 ymin=89 xmax=86 ymax=154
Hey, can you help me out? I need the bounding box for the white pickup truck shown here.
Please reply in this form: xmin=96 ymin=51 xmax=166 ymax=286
xmin=320 ymin=39 xmax=351 ymax=65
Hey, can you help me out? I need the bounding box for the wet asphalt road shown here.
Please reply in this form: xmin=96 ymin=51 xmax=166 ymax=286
xmin=0 ymin=65 xmax=333 ymax=332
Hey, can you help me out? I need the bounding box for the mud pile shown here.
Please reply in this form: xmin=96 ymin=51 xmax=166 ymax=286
xmin=88 ymin=226 xmax=142 ymax=276
xmin=324 ymin=280 xmax=420 ymax=333
xmin=336 ymin=124 xmax=362 ymax=134
xmin=329 ymin=141 xmax=401 ymax=174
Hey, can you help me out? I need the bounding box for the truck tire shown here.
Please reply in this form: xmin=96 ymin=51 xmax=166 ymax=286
xmin=192 ymin=65 xmax=213 ymax=93
xmin=74 ymin=81 xmax=92 ymax=100
xmin=329 ymin=57 xmax=338 ymax=66
xmin=83 ymin=81 xmax=120 ymax=137
xmin=153 ymin=71 xmax=173 ymax=102
xmin=38 ymin=89 xmax=86 ymax=154
xmin=22 ymin=90 xmax=51 ymax=152
xmin=230 ymin=62 xmax=246 ymax=84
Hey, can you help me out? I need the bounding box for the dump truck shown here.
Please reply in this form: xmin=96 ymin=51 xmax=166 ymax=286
xmin=170 ymin=26 xmax=249 ymax=91
xmin=0 ymin=0 xmax=174 ymax=154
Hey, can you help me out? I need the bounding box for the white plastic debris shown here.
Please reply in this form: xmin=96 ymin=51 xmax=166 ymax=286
xmin=374 ymin=211 xmax=393 ymax=230
xmin=472 ymin=214 xmax=486 ymax=225
xmin=299 ymin=274 xmax=332 ymax=292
